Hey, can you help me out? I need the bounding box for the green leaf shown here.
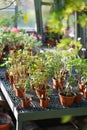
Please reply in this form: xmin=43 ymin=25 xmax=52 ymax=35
xmin=61 ymin=115 xmax=72 ymax=123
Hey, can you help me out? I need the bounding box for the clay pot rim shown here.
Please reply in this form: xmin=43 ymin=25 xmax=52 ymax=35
xmin=59 ymin=92 xmax=76 ymax=98
xmin=40 ymin=97 xmax=50 ymax=100
xmin=0 ymin=112 xmax=11 ymax=127
xmin=75 ymin=92 xmax=83 ymax=96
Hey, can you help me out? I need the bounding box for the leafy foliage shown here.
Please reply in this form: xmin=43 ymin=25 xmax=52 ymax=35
xmin=47 ymin=0 xmax=87 ymax=32
xmin=61 ymin=115 xmax=72 ymax=123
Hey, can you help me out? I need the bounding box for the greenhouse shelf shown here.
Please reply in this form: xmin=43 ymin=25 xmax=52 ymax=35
xmin=0 ymin=67 xmax=87 ymax=130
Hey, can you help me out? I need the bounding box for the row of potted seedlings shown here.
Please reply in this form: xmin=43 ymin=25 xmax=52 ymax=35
xmin=4 ymin=50 xmax=87 ymax=108
xmin=1 ymin=27 xmax=87 ymax=108
xmin=4 ymin=49 xmax=52 ymax=108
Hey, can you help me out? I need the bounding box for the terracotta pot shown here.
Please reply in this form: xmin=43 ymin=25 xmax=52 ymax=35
xmin=78 ymin=83 xmax=85 ymax=92
xmin=0 ymin=112 xmax=11 ymax=130
xmin=60 ymin=76 xmax=65 ymax=87
xmin=52 ymin=78 xmax=61 ymax=91
xmin=84 ymin=91 xmax=87 ymax=99
xmin=30 ymin=82 xmax=35 ymax=90
xmin=40 ymin=98 xmax=50 ymax=108
xmin=21 ymin=98 xmax=30 ymax=108
xmin=15 ymin=88 xmax=25 ymax=98
xmin=9 ymin=48 xmax=16 ymax=53
xmin=9 ymin=75 xmax=14 ymax=84
xmin=83 ymin=87 xmax=87 ymax=99
xmin=13 ymin=83 xmax=17 ymax=91
xmin=59 ymin=93 xmax=75 ymax=107
xmin=35 ymin=89 xmax=46 ymax=98
xmin=75 ymin=92 xmax=83 ymax=104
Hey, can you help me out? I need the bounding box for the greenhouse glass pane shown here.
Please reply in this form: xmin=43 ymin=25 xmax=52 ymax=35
xmin=18 ymin=0 xmax=36 ymax=31
xmin=42 ymin=5 xmax=52 ymax=29
xmin=42 ymin=0 xmax=54 ymax=2
xmin=0 ymin=10 xmax=15 ymax=27
xmin=0 ymin=1 xmax=15 ymax=27
xmin=0 ymin=0 xmax=15 ymax=8
xmin=0 ymin=10 xmax=15 ymax=19
xmin=68 ymin=14 xmax=75 ymax=38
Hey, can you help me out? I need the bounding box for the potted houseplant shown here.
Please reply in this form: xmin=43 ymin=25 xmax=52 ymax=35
xmin=59 ymin=82 xmax=76 ymax=107
xmin=30 ymin=70 xmax=51 ymax=98
xmin=39 ymin=88 xmax=53 ymax=108
xmin=65 ymin=73 xmax=83 ymax=104
xmin=23 ymin=33 xmax=42 ymax=55
xmin=47 ymin=51 xmax=64 ymax=91
xmin=65 ymin=56 xmax=87 ymax=92
xmin=43 ymin=50 xmax=66 ymax=91
xmin=0 ymin=27 xmax=24 ymax=52
xmin=39 ymin=93 xmax=50 ymax=108
xmin=57 ymin=38 xmax=82 ymax=53
xmin=13 ymin=76 xmax=32 ymax=108
xmin=75 ymin=90 xmax=83 ymax=104
xmin=14 ymin=78 xmax=26 ymax=98
xmin=21 ymin=96 xmax=31 ymax=108
xmin=29 ymin=51 xmax=52 ymax=98
xmin=3 ymin=49 xmax=31 ymax=83
xmin=20 ymin=80 xmax=32 ymax=108
xmin=62 ymin=47 xmax=87 ymax=103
